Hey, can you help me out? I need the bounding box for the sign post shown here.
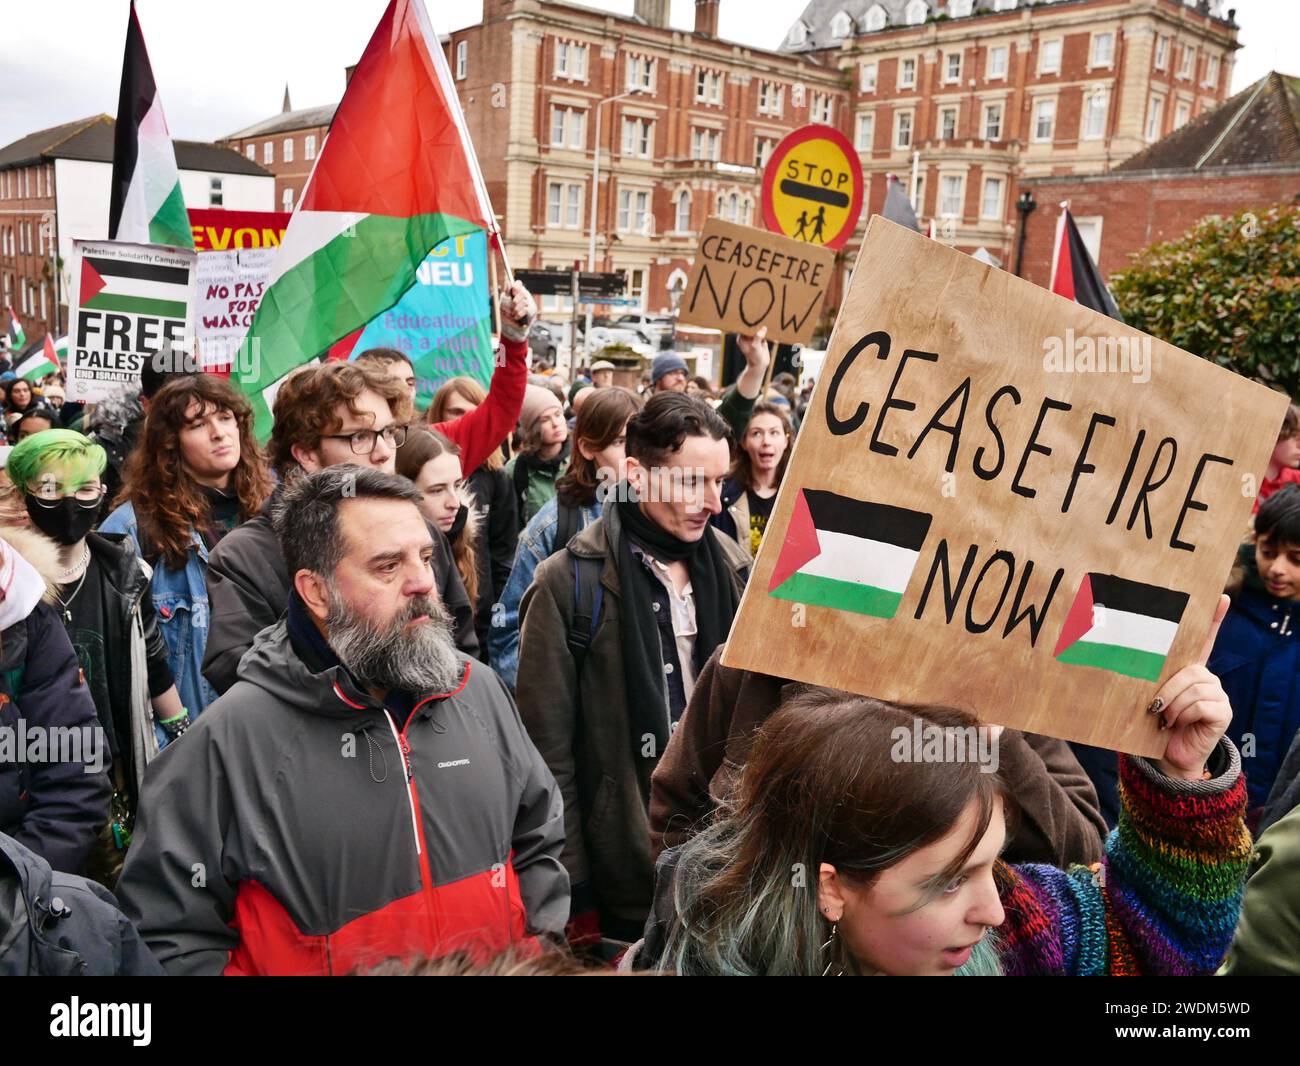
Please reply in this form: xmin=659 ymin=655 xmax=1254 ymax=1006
xmin=721 ymin=216 xmax=1287 ymax=758
xmin=761 ymin=124 xmax=864 ymax=251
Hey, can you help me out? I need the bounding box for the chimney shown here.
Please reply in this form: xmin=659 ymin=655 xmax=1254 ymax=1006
xmin=694 ymin=0 xmax=720 ymax=37
xmin=634 ymin=0 xmax=669 ymax=28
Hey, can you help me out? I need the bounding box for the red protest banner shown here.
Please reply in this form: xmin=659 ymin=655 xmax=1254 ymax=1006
xmin=188 ymin=209 xmax=291 ymax=253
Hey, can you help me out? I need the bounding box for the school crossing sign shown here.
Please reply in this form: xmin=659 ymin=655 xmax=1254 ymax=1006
xmin=761 ymin=124 xmax=864 ymax=251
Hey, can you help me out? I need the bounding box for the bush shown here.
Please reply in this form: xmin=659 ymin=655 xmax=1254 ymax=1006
xmin=1109 ymin=203 xmax=1300 ymax=395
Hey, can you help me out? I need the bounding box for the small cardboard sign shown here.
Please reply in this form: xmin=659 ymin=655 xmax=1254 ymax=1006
xmin=678 ymin=219 xmax=835 ymax=345
xmin=721 ymin=215 xmax=1288 ymax=758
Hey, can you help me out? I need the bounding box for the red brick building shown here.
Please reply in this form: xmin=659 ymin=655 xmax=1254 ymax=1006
xmin=221 ymin=88 xmax=335 ymax=214
xmin=1018 ymin=71 xmax=1300 ymax=287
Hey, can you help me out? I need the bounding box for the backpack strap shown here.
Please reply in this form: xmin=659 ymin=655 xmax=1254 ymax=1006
xmin=511 ymin=457 xmax=531 ymax=514
xmin=567 ymin=554 xmax=604 ymax=671
xmin=554 ymin=501 xmax=579 ymax=553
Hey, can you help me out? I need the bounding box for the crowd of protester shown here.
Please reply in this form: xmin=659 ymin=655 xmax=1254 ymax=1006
xmin=1 ymin=288 xmax=1299 ymax=978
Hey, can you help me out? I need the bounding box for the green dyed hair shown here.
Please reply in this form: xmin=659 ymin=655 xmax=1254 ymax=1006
xmin=6 ymin=428 xmax=108 ymax=493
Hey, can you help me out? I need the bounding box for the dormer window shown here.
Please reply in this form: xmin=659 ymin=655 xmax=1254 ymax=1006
xmin=905 ymin=0 xmax=928 ymax=26
xmin=864 ymin=5 xmax=887 ymax=32
xmin=830 ymin=11 xmax=853 ymax=39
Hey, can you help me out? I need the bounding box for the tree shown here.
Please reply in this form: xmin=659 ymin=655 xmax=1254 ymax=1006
xmin=1109 ymin=203 xmax=1300 ymax=396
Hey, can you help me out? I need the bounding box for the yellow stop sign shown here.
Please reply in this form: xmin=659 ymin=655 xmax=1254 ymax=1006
xmin=761 ymin=124 xmax=864 ymax=251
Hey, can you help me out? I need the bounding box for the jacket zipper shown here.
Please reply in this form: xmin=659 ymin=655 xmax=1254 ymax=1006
xmin=382 ymin=711 xmax=422 ymax=856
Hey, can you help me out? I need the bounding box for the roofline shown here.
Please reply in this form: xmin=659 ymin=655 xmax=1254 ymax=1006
xmin=1020 ymin=161 xmax=1300 ymax=185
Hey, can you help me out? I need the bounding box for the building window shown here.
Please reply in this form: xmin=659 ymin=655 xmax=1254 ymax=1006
xmin=864 ymin=5 xmax=886 ymax=32
xmin=940 ymin=107 xmax=957 ymax=141
xmin=1154 ymin=35 xmax=1170 ymax=70
xmin=283 ymin=138 xmax=294 ymax=163
xmin=627 ymin=54 xmax=654 ymax=92
xmin=830 ymin=11 xmax=853 ymax=39
xmin=551 ymin=107 xmax=587 ymax=150
xmin=899 ymin=57 xmax=916 ymax=90
xmin=675 ymin=190 xmax=691 ymax=231
xmin=546 ymin=181 xmax=583 ymax=228
xmin=755 ymin=137 xmax=776 ymax=169
xmin=905 ymin=0 xmax=927 ymax=26
xmin=621 ymin=117 xmax=654 ymax=158
xmin=628 ymin=268 xmax=646 ymax=305
xmin=812 ymin=93 xmax=834 ymax=124
xmin=305 ymin=135 xmax=316 ymax=160
xmin=1091 ymin=32 xmax=1115 ymax=68
xmin=246 ymin=144 xmax=255 ymax=160
xmin=209 ymin=177 xmax=224 ymax=207
xmin=1145 ymin=94 xmax=1165 ymax=141
xmin=981 ymin=176 xmax=1004 ymax=220
xmin=691 ymin=128 xmax=721 ymax=161
xmin=993 ymin=0 xmax=1016 ymax=10
xmin=695 ymin=68 xmax=724 ymax=105
xmin=263 ymin=141 xmax=274 ymax=165
xmin=855 ymin=112 xmax=875 ymax=151
xmin=946 ymin=52 xmax=962 ymax=83
xmin=1083 ymin=88 xmax=1108 ymax=139
xmin=617 ymin=188 xmax=650 ymax=232
xmin=987 ymin=45 xmax=1008 ymax=79
xmin=951 ymin=0 xmax=972 ymax=15
xmin=555 ymin=40 xmax=589 ymax=80
xmin=1174 ymin=100 xmax=1191 ymax=129
xmin=1039 ymin=39 xmax=1061 ymax=75
xmin=1033 ymin=98 xmax=1056 ymax=142
xmin=983 ymin=103 xmax=1003 ymax=140
xmin=894 ymin=110 xmax=913 ymax=150
xmin=282 ymin=187 xmax=294 ymax=211
xmin=758 ymin=80 xmax=784 ymax=116
xmin=939 ymin=174 xmax=963 ymax=218
xmin=1178 ymin=45 xmax=1194 ymax=79
xmin=1204 ymin=54 xmax=1220 ymax=88
xmin=456 ymin=40 xmax=467 ymax=80
xmin=860 ymin=62 xmax=877 ymax=92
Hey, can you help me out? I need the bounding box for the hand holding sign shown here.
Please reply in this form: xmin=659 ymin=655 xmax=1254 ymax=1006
xmin=1152 ymin=594 xmax=1232 ymax=781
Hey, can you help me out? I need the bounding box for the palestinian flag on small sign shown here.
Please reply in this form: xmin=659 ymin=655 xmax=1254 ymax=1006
xmin=108 ymin=2 xmax=193 ymax=248
xmin=768 ymin=489 xmax=933 ymax=619
xmin=5 ymin=304 xmax=25 ymax=350
xmin=79 ymin=254 xmax=190 ymax=319
xmin=1053 ymin=573 xmax=1188 ymax=682
xmin=14 ymin=334 xmax=62 ymax=381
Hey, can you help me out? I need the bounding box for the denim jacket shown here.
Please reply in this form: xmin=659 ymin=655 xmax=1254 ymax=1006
xmin=99 ymin=502 xmax=218 ymax=734
xmin=489 ymin=496 xmax=601 ymax=691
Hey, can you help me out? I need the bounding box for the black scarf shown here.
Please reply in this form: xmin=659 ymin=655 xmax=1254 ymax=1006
xmin=615 ymin=497 xmax=740 ymax=755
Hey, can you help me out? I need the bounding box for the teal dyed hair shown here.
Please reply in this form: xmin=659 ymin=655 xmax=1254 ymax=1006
xmin=658 ymin=689 xmax=1014 ymax=977
xmin=6 ymin=428 xmax=108 ymax=493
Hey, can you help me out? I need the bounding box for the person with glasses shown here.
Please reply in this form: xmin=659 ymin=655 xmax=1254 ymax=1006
xmin=6 ymin=430 xmax=183 ymax=874
xmin=202 ymin=362 xmax=479 ymax=696
xmin=100 ymin=374 xmax=274 ymax=728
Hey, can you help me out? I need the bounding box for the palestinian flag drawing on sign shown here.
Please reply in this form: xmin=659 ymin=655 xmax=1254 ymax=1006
xmin=108 ymin=2 xmax=193 ymax=249
xmin=234 ymin=0 xmax=500 ymax=440
xmin=79 ymin=255 xmax=190 ymax=320
xmin=768 ymin=489 xmax=933 ymax=619
xmin=1053 ymin=573 xmax=1188 ymax=682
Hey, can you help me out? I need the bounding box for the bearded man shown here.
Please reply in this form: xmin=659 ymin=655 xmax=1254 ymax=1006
xmin=117 ymin=466 xmax=568 ymax=976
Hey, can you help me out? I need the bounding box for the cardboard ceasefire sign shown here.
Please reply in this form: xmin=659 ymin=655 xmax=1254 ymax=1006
xmin=722 ymin=216 xmax=1288 ymax=758
xmin=67 ymin=240 xmax=196 ymax=403
xmin=761 ymin=124 xmax=864 ymax=251
xmin=678 ymin=219 xmax=835 ymax=346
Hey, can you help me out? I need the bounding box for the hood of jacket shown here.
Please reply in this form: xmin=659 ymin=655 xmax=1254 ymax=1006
xmin=0 ymin=521 xmax=60 ymax=607
xmin=87 ymin=387 xmax=143 ymax=438
xmin=234 ymin=615 xmax=472 ymax=723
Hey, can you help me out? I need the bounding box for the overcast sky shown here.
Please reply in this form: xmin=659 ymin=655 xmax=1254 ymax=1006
xmin=1 ymin=0 xmax=1294 ymax=147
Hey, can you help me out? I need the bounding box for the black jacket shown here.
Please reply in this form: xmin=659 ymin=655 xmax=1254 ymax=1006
xmin=0 ymin=831 xmax=161 ymax=975
xmin=81 ymin=533 xmax=174 ymax=808
xmin=0 ymin=601 xmax=110 ymax=875
xmin=465 ymin=465 xmax=518 ymax=658
xmin=202 ymin=494 xmax=479 ymax=695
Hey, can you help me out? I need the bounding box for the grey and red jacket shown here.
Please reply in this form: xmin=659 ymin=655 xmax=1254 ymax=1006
xmin=116 ymin=603 xmax=568 ymax=975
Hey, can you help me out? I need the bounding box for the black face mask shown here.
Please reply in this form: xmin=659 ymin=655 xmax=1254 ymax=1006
xmin=25 ymin=496 xmax=99 ymax=546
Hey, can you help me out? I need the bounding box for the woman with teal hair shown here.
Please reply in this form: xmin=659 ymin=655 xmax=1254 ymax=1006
xmin=636 ymin=610 xmax=1253 ymax=976
xmin=7 ymin=429 xmax=186 ymax=861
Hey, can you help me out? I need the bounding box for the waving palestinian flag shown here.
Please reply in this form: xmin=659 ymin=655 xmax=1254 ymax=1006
xmin=14 ymin=334 xmax=64 ymax=381
xmin=4 ymin=304 xmax=24 ymax=351
xmin=108 ymin=2 xmax=192 ymax=250
xmin=1053 ymin=573 xmax=1188 ymax=682
xmin=234 ymin=0 xmax=499 ymax=439
xmin=768 ymin=489 xmax=933 ymax=619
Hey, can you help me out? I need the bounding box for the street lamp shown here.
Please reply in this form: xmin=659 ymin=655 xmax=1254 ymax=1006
xmin=585 ymin=87 xmax=646 ymax=357
xmin=1014 ymin=190 xmax=1037 ymax=278
xmin=668 ymin=275 xmax=685 ymax=352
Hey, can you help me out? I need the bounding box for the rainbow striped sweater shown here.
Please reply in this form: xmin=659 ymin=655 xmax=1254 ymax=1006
xmin=995 ymin=738 xmax=1251 ymax=976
